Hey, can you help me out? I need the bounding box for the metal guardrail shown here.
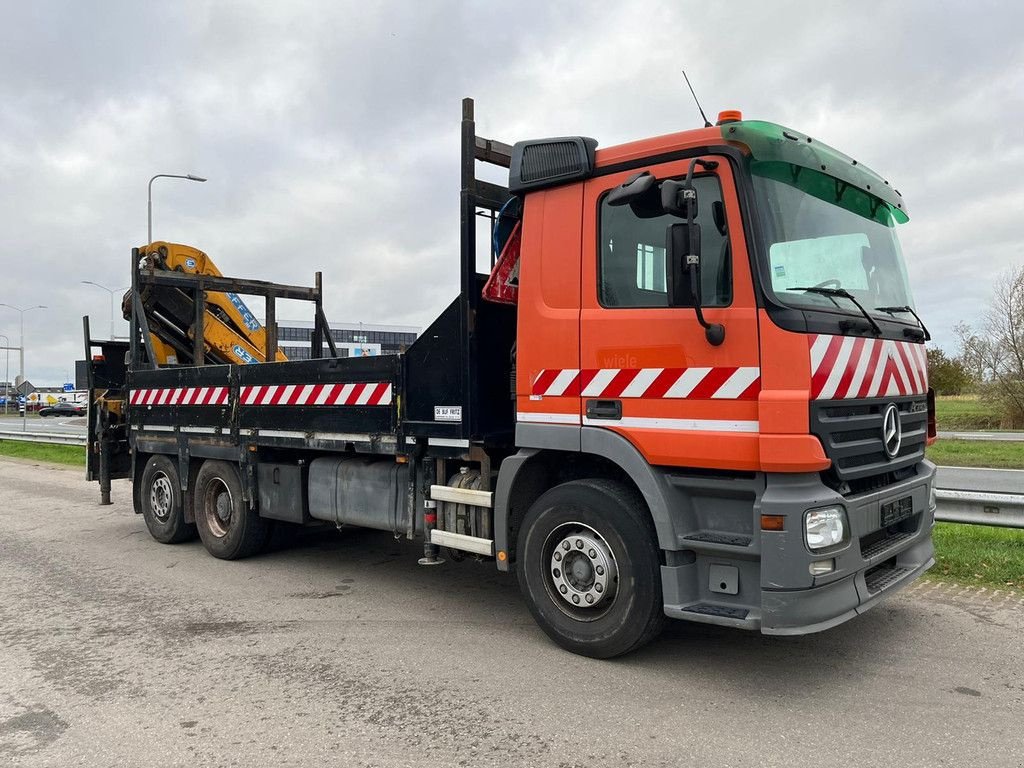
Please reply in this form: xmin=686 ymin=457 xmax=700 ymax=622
xmin=0 ymin=428 xmax=1021 ymax=528
xmin=0 ymin=429 xmax=87 ymax=446
xmin=934 ymin=489 xmax=1024 ymax=530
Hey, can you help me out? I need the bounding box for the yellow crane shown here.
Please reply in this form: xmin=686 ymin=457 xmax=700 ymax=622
xmin=129 ymin=242 xmax=289 ymax=366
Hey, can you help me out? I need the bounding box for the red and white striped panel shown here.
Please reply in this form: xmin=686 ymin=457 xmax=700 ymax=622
xmin=809 ymin=334 xmax=928 ymax=400
xmin=129 ymin=387 xmax=230 ymax=407
xmin=239 ymin=382 xmax=392 ymax=407
xmin=530 ymin=367 xmax=761 ymax=400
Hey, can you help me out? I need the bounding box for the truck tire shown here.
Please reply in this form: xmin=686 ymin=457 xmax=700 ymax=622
xmin=139 ymin=455 xmax=196 ymax=544
xmin=516 ymin=479 xmax=665 ymax=658
xmin=194 ymin=460 xmax=269 ymax=560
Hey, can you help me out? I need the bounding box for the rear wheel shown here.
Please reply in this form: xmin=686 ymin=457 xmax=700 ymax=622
xmin=516 ymin=479 xmax=665 ymax=658
xmin=139 ymin=455 xmax=196 ymax=544
xmin=194 ymin=460 xmax=269 ymax=560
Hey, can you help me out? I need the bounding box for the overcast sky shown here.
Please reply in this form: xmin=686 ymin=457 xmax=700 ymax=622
xmin=1 ymin=1 xmax=1022 ymax=385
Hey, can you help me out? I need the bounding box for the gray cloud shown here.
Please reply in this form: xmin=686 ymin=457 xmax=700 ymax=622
xmin=1 ymin=0 xmax=1021 ymax=384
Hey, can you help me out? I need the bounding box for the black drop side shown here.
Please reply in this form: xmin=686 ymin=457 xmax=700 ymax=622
xmin=402 ymin=279 xmax=516 ymax=447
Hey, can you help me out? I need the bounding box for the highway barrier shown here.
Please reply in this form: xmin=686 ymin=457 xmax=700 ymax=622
xmin=934 ymin=489 xmax=1024 ymax=530
xmin=0 ymin=429 xmax=87 ymax=446
xmin=0 ymin=429 xmax=1021 ymax=528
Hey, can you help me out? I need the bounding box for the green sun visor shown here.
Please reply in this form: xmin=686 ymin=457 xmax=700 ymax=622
xmin=723 ymin=120 xmax=909 ymax=224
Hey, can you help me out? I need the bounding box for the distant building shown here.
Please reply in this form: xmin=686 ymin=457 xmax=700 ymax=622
xmin=274 ymin=320 xmax=419 ymax=361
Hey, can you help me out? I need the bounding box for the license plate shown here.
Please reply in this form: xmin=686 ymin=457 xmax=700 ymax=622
xmin=881 ymin=496 xmax=914 ymax=527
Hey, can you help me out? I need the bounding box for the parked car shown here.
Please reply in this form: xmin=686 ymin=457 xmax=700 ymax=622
xmin=38 ymin=402 xmax=86 ymax=417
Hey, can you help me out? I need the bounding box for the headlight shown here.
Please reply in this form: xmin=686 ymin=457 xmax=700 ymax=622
xmin=804 ymin=506 xmax=848 ymax=551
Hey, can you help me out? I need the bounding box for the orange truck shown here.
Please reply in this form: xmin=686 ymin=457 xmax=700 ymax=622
xmin=85 ymin=98 xmax=936 ymax=658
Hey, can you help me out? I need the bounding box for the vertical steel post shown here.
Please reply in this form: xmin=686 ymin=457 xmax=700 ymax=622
xmin=265 ymin=294 xmax=277 ymax=363
xmin=193 ymin=283 xmax=206 ymax=365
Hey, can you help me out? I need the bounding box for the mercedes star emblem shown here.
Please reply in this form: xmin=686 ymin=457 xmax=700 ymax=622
xmin=882 ymin=402 xmax=902 ymax=459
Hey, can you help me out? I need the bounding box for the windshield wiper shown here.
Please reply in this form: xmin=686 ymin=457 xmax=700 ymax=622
xmin=790 ymin=286 xmax=883 ymax=336
xmin=876 ymin=305 xmax=931 ymax=341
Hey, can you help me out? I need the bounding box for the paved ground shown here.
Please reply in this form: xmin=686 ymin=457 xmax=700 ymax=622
xmin=938 ymin=430 xmax=1024 ymax=442
xmin=2 ymin=458 xmax=1023 ymax=766
xmin=936 ymin=465 xmax=1024 ymax=494
xmin=0 ymin=415 xmax=86 ymax=436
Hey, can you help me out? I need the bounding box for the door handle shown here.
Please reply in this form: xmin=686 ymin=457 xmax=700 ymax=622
xmin=586 ymin=399 xmax=622 ymax=420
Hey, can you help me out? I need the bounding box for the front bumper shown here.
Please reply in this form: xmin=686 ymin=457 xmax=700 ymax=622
xmin=761 ymin=537 xmax=934 ymax=635
xmin=661 ymin=460 xmax=936 ymax=634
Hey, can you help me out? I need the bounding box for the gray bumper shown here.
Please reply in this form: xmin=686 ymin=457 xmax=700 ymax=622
xmin=662 ymin=460 xmax=936 ymax=634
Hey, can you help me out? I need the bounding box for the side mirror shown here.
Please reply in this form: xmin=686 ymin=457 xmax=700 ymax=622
xmin=606 ymin=171 xmax=657 ymax=207
xmin=666 ymin=222 xmax=699 ymax=307
xmin=666 ymin=222 xmax=725 ymax=346
xmin=660 ymin=179 xmax=696 ymax=218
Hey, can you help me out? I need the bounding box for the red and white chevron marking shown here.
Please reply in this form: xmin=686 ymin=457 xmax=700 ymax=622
xmin=129 ymin=387 xmax=229 ymax=406
xmin=809 ymin=334 xmax=928 ymax=400
xmin=530 ymin=367 xmax=761 ymax=400
xmin=239 ymin=382 xmax=392 ymax=407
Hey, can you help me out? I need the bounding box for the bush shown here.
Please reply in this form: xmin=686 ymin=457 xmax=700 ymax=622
xmin=927 ymin=348 xmax=974 ymax=395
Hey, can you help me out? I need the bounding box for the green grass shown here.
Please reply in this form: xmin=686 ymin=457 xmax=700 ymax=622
xmin=926 ymin=439 xmax=1024 ymax=469
xmin=929 ymin=522 xmax=1024 ymax=591
xmin=935 ymin=395 xmax=1004 ymax=431
xmin=0 ymin=440 xmax=86 ymax=466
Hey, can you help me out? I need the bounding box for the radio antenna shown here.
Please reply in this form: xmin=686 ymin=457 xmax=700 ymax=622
xmin=682 ymin=70 xmax=712 ymax=128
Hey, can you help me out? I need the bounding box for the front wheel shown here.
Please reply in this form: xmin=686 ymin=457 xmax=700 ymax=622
xmin=516 ymin=479 xmax=664 ymax=658
xmin=194 ymin=460 xmax=270 ymax=560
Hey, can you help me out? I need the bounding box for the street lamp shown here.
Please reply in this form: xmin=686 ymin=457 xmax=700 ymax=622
xmin=0 ymin=333 xmax=9 ymax=416
xmin=147 ymin=173 xmax=207 ymax=245
xmin=0 ymin=304 xmax=46 ymax=430
xmin=82 ymin=281 xmax=130 ymax=340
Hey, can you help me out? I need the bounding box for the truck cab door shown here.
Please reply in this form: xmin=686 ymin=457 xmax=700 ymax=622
xmin=579 ymin=156 xmax=761 ymax=470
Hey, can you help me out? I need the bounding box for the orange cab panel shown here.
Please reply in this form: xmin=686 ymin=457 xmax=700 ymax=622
xmin=578 ymin=156 xmax=761 ymax=470
xmin=516 ymin=184 xmax=584 ymax=428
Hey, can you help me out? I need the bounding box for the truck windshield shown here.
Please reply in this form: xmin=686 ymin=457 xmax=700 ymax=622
xmin=751 ymin=161 xmax=915 ymax=317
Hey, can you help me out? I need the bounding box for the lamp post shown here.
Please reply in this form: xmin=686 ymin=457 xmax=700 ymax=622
xmin=147 ymin=173 xmax=207 ymax=245
xmin=0 ymin=333 xmax=8 ymax=416
xmin=0 ymin=304 xmax=46 ymax=430
xmin=82 ymin=281 xmax=130 ymax=340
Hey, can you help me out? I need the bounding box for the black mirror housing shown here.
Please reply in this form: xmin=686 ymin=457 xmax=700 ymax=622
xmin=660 ymin=180 xmax=697 ymax=218
xmin=665 ymin=220 xmax=725 ymax=346
xmin=606 ymin=171 xmax=657 ymax=207
xmin=666 ymin=222 xmax=700 ymax=307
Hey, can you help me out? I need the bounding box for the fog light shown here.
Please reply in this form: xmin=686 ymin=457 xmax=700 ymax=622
xmin=809 ymin=559 xmax=835 ymax=576
xmin=804 ymin=506 xmax=847 ymax=551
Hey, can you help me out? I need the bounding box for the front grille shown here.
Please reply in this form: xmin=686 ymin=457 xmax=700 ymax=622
xmin=811 ymin=395 xmax=928 ymax=489
xmin=846 ymin=466 xmax=918 ymax=496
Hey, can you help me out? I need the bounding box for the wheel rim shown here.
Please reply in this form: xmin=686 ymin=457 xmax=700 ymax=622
xmin=149 ymin=472 xmax=174 ymax=522
xmin=202 ymin=478 xmax=234 ymax=538
xmin=542 ymin=522 xmax=619 ymax=621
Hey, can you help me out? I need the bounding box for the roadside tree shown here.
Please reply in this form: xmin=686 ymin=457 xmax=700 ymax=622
xmin=956 ymin=265 xmax=1024 ymax=428
xmin=926 ymin=348 xmax=973 ymax=395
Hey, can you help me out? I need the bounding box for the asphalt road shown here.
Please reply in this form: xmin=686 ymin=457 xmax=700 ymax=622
xmin=938 ymin=430 xmax=1024 ymax=442
xmin=1 ymin=458 xmax=1023 ymax=767
xmin=0 ymin=415 xmax=86 ymax=435
xmin=936 ymin=466 xmax=1024 ymax=494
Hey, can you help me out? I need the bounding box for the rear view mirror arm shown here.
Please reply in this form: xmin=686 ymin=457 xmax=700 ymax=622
xmin=680 ymin=159 xmax=724 ymax=346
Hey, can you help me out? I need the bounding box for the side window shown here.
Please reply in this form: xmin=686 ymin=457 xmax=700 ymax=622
xmin=599 ymin=174 xmax=731 ymax=307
